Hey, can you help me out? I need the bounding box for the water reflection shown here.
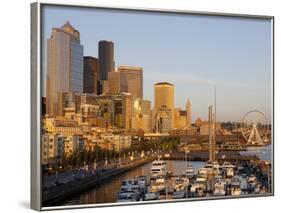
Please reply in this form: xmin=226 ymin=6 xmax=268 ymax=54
xmin=240 ymin=145 xmax=272 ymax=162
xmin=60 ymin=145 xmax=272 ymax=206
xmin=60 ymin=161 xmax=205 ymax=205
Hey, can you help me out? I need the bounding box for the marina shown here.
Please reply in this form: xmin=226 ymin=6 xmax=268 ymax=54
xmin=54 ymin=145 xmax=271 ymax=206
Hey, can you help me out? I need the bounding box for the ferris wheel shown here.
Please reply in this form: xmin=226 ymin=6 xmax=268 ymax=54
xmin=240 ymin=110 xmax=269 ymax=145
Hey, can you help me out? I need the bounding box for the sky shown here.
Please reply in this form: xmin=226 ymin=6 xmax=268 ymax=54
xmin=42 ymin=5 xmax=273 ymax=123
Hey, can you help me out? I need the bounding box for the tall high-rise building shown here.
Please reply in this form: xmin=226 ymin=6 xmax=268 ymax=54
xmin=174 ymin=108 xmax=187 ymax=129
xmin=131 ymin=98 xmax=151 ymax=132
xmin=141 ymin=100 xmax=151 ymax=116
xmin=123 ymin=93 xmax=133 ymax=130
xmin=108 ymin=71 xmax=121 ymax=94
xmin=153 ymin=82 xmax=174 ymax=132
xmin=154 ymin=106 xmax=172 ymax=133
xmin=83 ymin=56 xmax=99 ymax=94
xmin=46 ymin=21 xmax=83 ymax=116
xmin=118 ymin=66 xmax=143 ymax=99
xmin=186 ymin=98 xmax=191 ymax=127
xmin=154 ymin=82 xmax=174 ymax=110
xmin=98 ymin=40 xmax=114 ymax=81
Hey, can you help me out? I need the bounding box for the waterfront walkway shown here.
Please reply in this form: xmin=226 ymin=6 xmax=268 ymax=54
xmin=42 ymin=150 xmax=262 ymax=206
xmin=42 ymin=155 xmax=155 ymax=206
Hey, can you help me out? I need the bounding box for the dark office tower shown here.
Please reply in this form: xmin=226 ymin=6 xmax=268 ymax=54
xmin=83 ymin=56 xmax=99 ymax=94
xmin=98 ymin=40 xmax=114 ymax=81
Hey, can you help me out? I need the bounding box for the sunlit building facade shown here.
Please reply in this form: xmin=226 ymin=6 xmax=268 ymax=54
xmin=153 ymin=82 xmax=174 ymax=130
xmin=154 ymin=82 xmax=174 ymax=109
xmin=118 ymin=66 xmax=143 ymax=99
xmin=108 ymin=71 xmax=121 ymax=94
xmin=46 ymin=21 xmax=84 ymax=116
xmin=186 ymin=98 xmax=191 ymax=127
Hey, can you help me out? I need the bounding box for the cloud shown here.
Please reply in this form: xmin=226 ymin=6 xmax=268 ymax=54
xmin=144 ymin=71 xmax=271 ymax=90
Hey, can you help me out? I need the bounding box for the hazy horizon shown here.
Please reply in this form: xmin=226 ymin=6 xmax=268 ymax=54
xmin=42 ymin=5 xmax=273 ymax=123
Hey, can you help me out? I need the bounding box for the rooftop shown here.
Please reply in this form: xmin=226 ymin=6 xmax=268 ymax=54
xmin=118 ymin=65 xmax=143 ymax=71
xmin=154 ymin=82 xmax=174 ymax=86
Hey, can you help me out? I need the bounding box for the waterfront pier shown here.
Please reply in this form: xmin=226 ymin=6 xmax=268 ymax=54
xmin=43 ymin=155 xmax=155 ymax=206
xmin=163 ymin=151 xmax=260 ymax=164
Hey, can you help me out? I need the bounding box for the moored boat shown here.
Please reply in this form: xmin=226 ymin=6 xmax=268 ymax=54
xmin=172 ymin=176 xmax=189 ymax=199
xmin=151 ymin=176 xmax=166 ymax=194
xmin=213 ymin=179 xmax=226 ymax=196
xmin=185 ymin=164 xmax=195 ymax=179
xmin=144 ymin=187 xmax=160 ymax=201
xmin=150 ymin=159 xmax=167 ymax=178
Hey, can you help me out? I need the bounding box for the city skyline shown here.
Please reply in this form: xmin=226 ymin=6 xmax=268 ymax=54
xmin=42 ymin=5 xmax=272 ymax=122
xmin=38 ymin=4 xmax=273 ymax=207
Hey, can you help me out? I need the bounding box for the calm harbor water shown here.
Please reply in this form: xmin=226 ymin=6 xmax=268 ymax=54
xmin=59 ymin=160 xmax=205 ymax=206
xmin=240 ymin=144 xmax=272 ymax=162
xmin=59 ymin=145 xmax=272 ymax=206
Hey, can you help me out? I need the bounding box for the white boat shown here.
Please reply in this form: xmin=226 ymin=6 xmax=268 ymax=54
xmin=248 ymin=175 xmax=257 ymax=190
xmin=172 ymin=176 xmax=189 ymax=199
xmin=198 ymin=168 xmax=208 ymax=177
xmin=212 ymin=161 xmax=220 ymax=175
xmin=196 ymin=174 xmax=207 ymax=191
xmin=150 ymin=160 xmax=167 ymax=178
xmin=231 ymin=176 xmax=241 ymax=187
xmin=117 ymin=179 xmax=141 ymax=202
xmin=190 ymin=184 xmax=197 ymax=194
xmin=221 ymin=162 xmax=235 ymax=169
xmin=231 ymin=186 xmax=241 ymax=196
xmin=137 ymin=176 xmax=148 ymax=193
xmin=213 ymin=180 xmax=226 ymax=196
xmin=204 ymin=161 xmax=220 ymax=175
xmin=212 ymin=161 xmax=220 ymax=170
xmin=117 ymin=190 xmax=138 ymax=202
xmin=151 ymin=176 xmax=166 ymax=193
xmin=230 ymin=176 xmax=241 ymax=196
xmin=144 ymin=187 xmax=160 ymax=200
xmin=196 ymin=185 xmax=205 ymax=197
xmin=255 ymin=183 xmax=261 ymax=194
xmin=185 ymin=164 xmax=195 ymax=179
xmin=204 ymin=161 xmax=214 ymax=174
xmin=226 ymin=168 xmax=234 ymax=178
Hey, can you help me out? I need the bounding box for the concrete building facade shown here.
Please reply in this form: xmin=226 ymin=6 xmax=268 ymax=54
xmin=118 ymin=66 xmax=143 ymax=99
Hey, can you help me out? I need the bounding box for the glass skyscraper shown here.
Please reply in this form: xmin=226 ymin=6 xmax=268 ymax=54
xmin=98 ymin=40 xmax=114 ymax=81
xmin=46 ymin=21 xmax=83 ymax=116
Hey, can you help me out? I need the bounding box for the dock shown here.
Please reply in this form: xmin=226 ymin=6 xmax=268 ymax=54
xmin=163 ymin=151 xmax=260 ymax=164
xmin=42 ymin=156 xmax=155 ymax=206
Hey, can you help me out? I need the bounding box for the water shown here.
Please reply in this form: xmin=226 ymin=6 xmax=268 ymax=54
xmin=239 ymin=144 xmax=272 ymax=162
xmin=59 ymin=145 xmax=272 ymax=206
xmin=59 ymin=160 xmax=205 ymax=206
